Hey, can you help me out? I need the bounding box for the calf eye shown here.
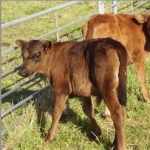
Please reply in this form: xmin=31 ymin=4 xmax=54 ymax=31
xmin=34 ymin=52 xmax=41 ymax=61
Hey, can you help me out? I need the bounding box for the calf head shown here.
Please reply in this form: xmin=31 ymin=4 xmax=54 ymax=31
xmin=15 ymin=39 xmax=51 ymax=77
xmin=135 ymin=14 xmax=150 ymax=36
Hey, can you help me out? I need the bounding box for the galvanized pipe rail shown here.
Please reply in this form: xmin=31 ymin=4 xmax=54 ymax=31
xmin=125 ymin=1 xmax=149 ymax=13
xmin=2 ymin=46 xmax=18 ymax=55
xmin=1 ymin=74 xmax=41 ymax=99
xmin=34 ymin=12 xmax=98 ymax=40
xmin=1 ymin=1 xmax=82 ymax=29
xmin=103 ymin=1 xmax=122 ymax=13
xmin=2 ymin=1 xmax=82 ymax=55
xmin=1 ymin=85 xmax=50 ymax=118
xmin=1 ymin=65 xmax=21 ymax=78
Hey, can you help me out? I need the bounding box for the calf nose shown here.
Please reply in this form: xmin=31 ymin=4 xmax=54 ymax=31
xmin=19 ymin=68 xmax=28 ymax=77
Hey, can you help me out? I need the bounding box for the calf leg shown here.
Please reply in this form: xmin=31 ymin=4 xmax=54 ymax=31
xmin=104 ymin=106 xmax=111 ymax=118
xmin=45 ymin=94 xmax=68 ymax=142
xmin=133 ymin=53 xmax=150 ymax=103
xmin=104 ymin=92 xmax=126 ymax=150
xmin=81 ymin=97 xmax=101 ymax=136
xmin=95 ymin=96 xmax=111 ymax=118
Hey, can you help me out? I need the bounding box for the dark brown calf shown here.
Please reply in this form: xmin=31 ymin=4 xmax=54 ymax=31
xmin=16 ymin=38 xmax=127 ymax=150
xmin=82 ymin=14 xmax=150 ymax=105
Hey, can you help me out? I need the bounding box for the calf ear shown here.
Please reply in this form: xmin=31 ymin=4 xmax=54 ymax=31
xmin=42 ymin=40 xmax=52 ymax=51
xmin=135 ymin=14 xmax=148 ymax=23
xmin=15 ymin=39 xmax=27 ymax=49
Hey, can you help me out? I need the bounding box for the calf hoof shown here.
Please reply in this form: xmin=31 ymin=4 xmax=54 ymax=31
xmin=92 ymin=126 xmax=102 ymax=137
xmin=101 ymin=113 xmax=111 ymax=119
xmin=102 ymin=106 xmax=111 ymax=119
xmin=146 ymin=100 xmax=150 ymax=104
xmin=45 ymin=135 xmax=55 ymax=143
xmin=143 ymin=95 xmax=150 ymax=104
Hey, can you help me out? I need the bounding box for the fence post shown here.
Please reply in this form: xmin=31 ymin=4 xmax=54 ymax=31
xmin=98 ymin=1 xmax=105 ymax=14
xmin=113 ymin=0 xmax=117 ymax=14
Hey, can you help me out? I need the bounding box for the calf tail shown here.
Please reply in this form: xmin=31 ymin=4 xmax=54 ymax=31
xmin=118 ymin=70 xmax=127 ymax=106
xmin=116 ymin=43 xmax=128 ymax=106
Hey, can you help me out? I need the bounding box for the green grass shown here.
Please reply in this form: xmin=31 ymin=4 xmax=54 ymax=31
xmin=1 ymin=1 xmax=150 ymax=150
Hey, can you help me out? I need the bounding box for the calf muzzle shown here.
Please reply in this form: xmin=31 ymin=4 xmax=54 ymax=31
xmin=19 ymin=68 xmax=31 ymax=77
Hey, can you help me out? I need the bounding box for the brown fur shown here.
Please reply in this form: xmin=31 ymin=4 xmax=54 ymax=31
xmin=16 ymin=38 xmax=127 ymax=150
xmin=82 ymin=14 xmax=150 ymax=104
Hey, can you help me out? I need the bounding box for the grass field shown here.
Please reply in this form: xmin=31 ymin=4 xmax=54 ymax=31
xmin=1 ymin=1 xmax=150 ymax=150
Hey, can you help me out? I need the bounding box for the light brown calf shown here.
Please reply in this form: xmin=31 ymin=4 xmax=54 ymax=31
xmin=16 ymin=37 xmax=127 ymax=150
xmin=82 ymin=13 xmax=150 ymax=116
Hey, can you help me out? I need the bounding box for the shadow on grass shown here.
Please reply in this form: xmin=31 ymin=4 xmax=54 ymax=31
xmin=35 ymin=93 xmax=113 ymax=149
xmin=2 ymin=75 xmax=45 ymax=105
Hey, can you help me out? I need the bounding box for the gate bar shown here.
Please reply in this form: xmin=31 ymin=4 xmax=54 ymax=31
xmin=1 ymin=1 xmax=82 ymax=29
xmin=1 ymin=74 xmax=41 ymax=99
xmin=1 ymin=85 xmax=50 ymax=118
